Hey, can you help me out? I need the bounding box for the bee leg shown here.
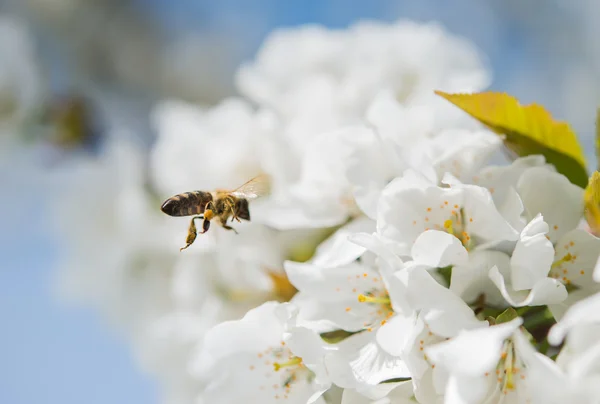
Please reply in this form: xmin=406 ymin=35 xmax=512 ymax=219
xmin=180 ymin=216 xmax=202 ymax=251
xmin=222 ymin=224 xmax=239 ymax=234
xmin=199 ymin=218 xmax=211 ymax=234
xmin=220 ymin=215 xmax=238 ymax=234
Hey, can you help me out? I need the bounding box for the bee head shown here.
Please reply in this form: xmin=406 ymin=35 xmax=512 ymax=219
xmin=235 ymin=198 xmax=250 ymax=221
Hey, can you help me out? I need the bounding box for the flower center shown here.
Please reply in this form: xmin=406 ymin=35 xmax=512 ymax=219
xmin=491 ymin=339 xmax=523 ymax=395
xmin=551 ymin=253 xmax=573 ymax=269
xmin=252 ymin=343 xmax=313 ymax=400
xmin=549 ymin=251 xmax=583 ymax=287
xmin=443 ymin=208 xmax=472 ymax=249
xmin=273 ymin=356 xmax=303 ymax=371
xmin=357 ymin=289 xmax=394 ymax=330
xmin=357 ymin=294 xmax=391 ymax=304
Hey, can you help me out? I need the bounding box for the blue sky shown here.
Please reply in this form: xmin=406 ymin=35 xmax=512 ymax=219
xmin=1 ymin=2 xmax=596 ymax=404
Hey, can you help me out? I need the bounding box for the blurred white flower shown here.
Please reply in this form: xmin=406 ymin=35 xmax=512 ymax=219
xmin=49 ymin=17 xmax=600 ymax=404
xmin=0 ymin=15 xmax=43 ymax=123
xmin=239 ymin=20 xmax=493 ymax=229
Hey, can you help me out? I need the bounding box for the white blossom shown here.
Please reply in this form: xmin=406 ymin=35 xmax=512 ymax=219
xmin=47 ymin=17 xmax=600 ymax=404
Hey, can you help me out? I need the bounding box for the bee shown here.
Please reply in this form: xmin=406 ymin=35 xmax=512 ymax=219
xmin=160 ymin=175 xmax=268 ymax=251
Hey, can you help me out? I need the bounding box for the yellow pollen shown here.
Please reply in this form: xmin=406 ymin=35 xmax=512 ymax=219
xmin=444 ymin=219 xmax=454 ymax=234
xmin=380 ymin=320 xmax=387 ymax=326
xmin=357 ymin=294 xmax=391 ymax=304
xmin=273 ymin=356 xmax=302 ymax=371
xmin=553 ymin=225 xmax=559 ymax=230
xmin=581 ymin=270 xmax=585 ymax=275
xmin=444 ymin=201 xmax=449 ymax=205
xmin=427 ymin=207 xmax=432 ymax=212
xmin=367 ymin=327 xmax=373 ymax=332
xmin=363 ymin=273 xmax=368 ymax=277
xmin=552 ymin=253 xmax=573 ymax=268
xmin=345 ymin=307 xmax=351 ymax=312
xmin=454 ymin=204 xmax=459 ymax=209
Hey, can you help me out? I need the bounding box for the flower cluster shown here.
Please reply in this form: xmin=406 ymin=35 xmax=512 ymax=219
xmin=53 ymin=20 xmax=600 ymax=404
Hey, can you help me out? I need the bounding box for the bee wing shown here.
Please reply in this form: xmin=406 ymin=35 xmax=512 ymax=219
xmin=229 ymin=174 xmax=270 ymax=200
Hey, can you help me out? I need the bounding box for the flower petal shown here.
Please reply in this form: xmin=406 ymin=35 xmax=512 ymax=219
xmin=450 ymin=250 xmax=510 ymax=307
xmin=411 ymin=230 xmax=469 ymax=268
xmin=510 ymin=214 xmax=554 ymax=291
xmin=517 ymin=167 xmax=584 ymax=243
xmin=426 ymin=318 xmax=521 ymax=376
xmin=312 ymin=217 xmax=374 ymax=268
xmin=489 ymin=266 xmax=567 ymax=307
xmin=548 ymin=292 xmax=600 ymax=345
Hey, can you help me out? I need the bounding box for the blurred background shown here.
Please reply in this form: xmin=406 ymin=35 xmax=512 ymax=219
xmin=1 ymin=1 xmax=599 ymax=403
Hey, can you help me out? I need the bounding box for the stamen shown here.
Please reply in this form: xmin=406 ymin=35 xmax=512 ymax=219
xmin=552 ymin=253 xmax=573 ymax=268
xmin=504 ymin=344 xmax=515 ymax=391
xmin=273 ymin=356 xmax=302 ymax=371
xmin=357 ymin=294 xmax=391 ymax=304
xmin=444 ymin=219 xmax=454 ymax=235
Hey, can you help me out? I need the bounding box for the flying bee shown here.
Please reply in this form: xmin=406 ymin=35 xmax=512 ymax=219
xmin=160 ymin=175 xmax=268 ymax=251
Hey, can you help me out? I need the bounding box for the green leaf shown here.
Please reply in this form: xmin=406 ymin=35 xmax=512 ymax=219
xmin=435 ymin=91 xmax=588 ymax=188
xmin=495 ymin=307 xmax=519 ymax=324
xmin=585 ymin=171 xmax=600 ymax=236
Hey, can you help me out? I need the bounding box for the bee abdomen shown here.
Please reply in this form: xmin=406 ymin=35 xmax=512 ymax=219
xmin=161 ymin=191 xmax=213 ymax=217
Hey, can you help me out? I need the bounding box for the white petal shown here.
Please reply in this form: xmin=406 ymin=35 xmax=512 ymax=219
xmin=548 ymin=292 xmax=600 ymax=345
xmin=341 ymin=381 xmax=414 ymax=404
xmin=431 ymin=129 xmax=502 ymax=182
xmin=444 ymin=374 xmax=490 ymax=404
xmin=312 ymin=217 xmax=374 ymax=268
xmin=411 ymin=230 xmax=469 ymax=268
xmin=201 ymin=301 xmax=283 ymax=364
xmin=349 ymin=233 xmax=404 ymax=271
xmin=376 ymin=172 xmax=460 ymax=256
xmin=461 ymin=184 xmax=519 ymax=244
xmin=286 ymin=326 xmax=328 ymax=367
xmin=517 ymin=167 xmax=584 ymax=243
xmin=403 ymin=266 xmax=485 ymax=337
xmin=376 ymin=313 xmax=417 ymax=356
xmin=326 ymin=335 xmax=411 ymax=387
xmin=346 ymin=130 xmax=398 ymax=220
xmin=553 ymin=229 xmax=600 ymax=289
xmin=426 ymin=318 xmax=522 ymax=376
xmin=510 ymin=215 xmax=554 ymax=291
xmin=450 ymin=250 xmax=510 ymax=307
xmin=489 ymin=266 xmax=567 ymax=307
xmin=496 ymin=185 xmax=526 ymax=232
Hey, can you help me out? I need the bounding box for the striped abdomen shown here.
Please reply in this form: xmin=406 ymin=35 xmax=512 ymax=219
xmin=161 ymin=191 xmax=213 ymax=217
